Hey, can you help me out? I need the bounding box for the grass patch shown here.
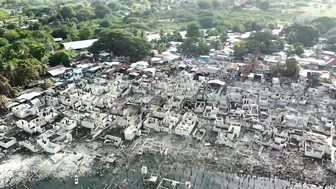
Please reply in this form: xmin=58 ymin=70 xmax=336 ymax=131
xmin=300 ymin=2 xmax=336 ymax=17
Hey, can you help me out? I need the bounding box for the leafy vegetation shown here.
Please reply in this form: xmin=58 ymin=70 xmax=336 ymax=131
xmin=89 ymin=29 xmax=151 ymax=62
xmin=180 ymin=37 xmax=211 ymax=57
xmin=0 ymin=0 xmax=334 ymax=98
xmin=278 ymin=58 xmax=299 ymax=78
xmin=281 ymin=24 xmax=319 ymax=47
xmin=311 ymin=16 xmax=336 ymax=35
xmin=49 ymin=50 xmax=72 ymax=67
xmin=233 ymin=31 xmax=284 ymax=57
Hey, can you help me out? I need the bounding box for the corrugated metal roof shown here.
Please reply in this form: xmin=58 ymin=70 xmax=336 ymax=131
xmin=53 ymin=38 xmax=63 ymax=42
xmin=48 ymin=65 xmax=66 ymax=76
xmin=62 ymin=39 xmax=98 ymax=50
xmin=17 ymin=92 xmax=42 ymax=101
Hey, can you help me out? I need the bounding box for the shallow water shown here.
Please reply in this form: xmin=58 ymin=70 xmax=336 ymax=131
xmin=7 ymin=163 xmax=332 ymax=189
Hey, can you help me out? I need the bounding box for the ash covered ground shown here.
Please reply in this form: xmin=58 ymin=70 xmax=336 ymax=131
xmin=1 ymin=61 xmax=336 ymax=188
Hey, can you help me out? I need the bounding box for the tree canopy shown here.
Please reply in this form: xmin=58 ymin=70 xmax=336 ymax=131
xmin=3 ymin=30 xmax=19 ymax=42
xmin=233 ymin=41 xmax=247 ymax=57
xmin=326 ymin=36 xmax=336 ymax=53
xmin=89 ymin=29 xmax=151 ymax=62
xmin=198 ymin=16 xmax=213 ymax=29
xmin=294 ymin=45 xmax=304 ymax=56
xmin=311 ymin=16 xmax=336 ymax=35
xmin=259 ymin=2 xmax=270 ymax=11
xmin=49 ymin=50 xmax=72 ymax=67
xmin=233 ymin=32 xmax=284 ymax=56
xmin=0 ymin=8 xmax=9 ymax=20
xmin=186 ymin=22 xmax=201 ymax=38
xmin=180 ymin=37 xmax=210 ymax=57
xmin=0 ymin=0 xmax=318 ymax=97
xmin=281 ymin=24 xmax=319 ymax=47
xmin=278 ymin=58 xmax=299 ymax=78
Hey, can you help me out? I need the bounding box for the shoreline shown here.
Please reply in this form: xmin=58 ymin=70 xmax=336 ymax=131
xmin=1 ymin=129 xmax=336 ymax=189
xmin=2 ymin=151 xmax=335 ymax=189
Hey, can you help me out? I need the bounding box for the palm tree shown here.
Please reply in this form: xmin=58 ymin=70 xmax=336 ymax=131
xmin=0 ymin=94 xmax=9 ymax=114
xmin=0 ymin=75 xmax=17 ymax=98
xmin=249 ymin=56 xmax=257 ymax=72
xmin=3 ymin=61 xmax=17 ymax=87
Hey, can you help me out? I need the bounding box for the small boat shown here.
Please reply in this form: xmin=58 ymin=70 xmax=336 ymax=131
xmin=74 ymin=175 xmax=79 ymax=185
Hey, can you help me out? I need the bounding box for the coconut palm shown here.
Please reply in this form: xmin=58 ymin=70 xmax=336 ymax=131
xmin=249 ymin=56 xmax=257 ymax=72
xmin=3 ymin=60 xmax=17 ymax=87
xmin=0 ymin=75 xmax=17 ymax=98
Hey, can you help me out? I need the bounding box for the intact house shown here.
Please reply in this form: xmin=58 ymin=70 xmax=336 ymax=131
xmin=47 ymin=65 xmax=73 ymax=81
xmin=61 ymin=39 xmax=98 ymax=52
xmin=61 ymin=39 xmax=98 ymax=62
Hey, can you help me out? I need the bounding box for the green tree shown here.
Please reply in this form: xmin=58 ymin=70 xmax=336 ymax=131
xmin=127 ymin=37 xmax=152 ymax=61
xmin=49 ymin=50 xmax=72 ymax=67
xmin=60 ymin=6 xmax=76 ymax=19
xmin=210 ymin=40 xmax=220 ymax=50
xmin=245 ymin=32 xmax=284 ymax=54
xmin=180 ymin=37 xmax=210 ymax=57
xmin=206 ymin=30 xmax=220 ymax=36
xmin=89 ymin=29 xmax=151 ymax=62
xmin=29 ymin=43 xmax=47 ymax=61
xmin=2 ymin=60 xmax=17 ymax=85
xmin=326 ymin=36 xmax=336 ymax=52
xmin=198 ymin=16 xmax=213 ymax=29
xmin=0 ymin=46 xmax=17 ymax=61
xmin=268 ymin=23 xmax=276 ymax=30
xmin=232 ymin=24 xmax=246 ymax=33
xmin=325 ymin=28 xmax=336 ymax=38
xmin=215 ymin=26 xmax=227 ymax=33
xmin=41 ymin=79 xmax=53 ymax=89
xmin=3 ymin=30 xmax=19 ymax=42
xmin=259 ymin=1 xmax=270 ymax=11
xmin=108 ymin=2 xmax=117 ymax=10
xmin=76 ymin=7 xmax=95 ymax=22
xmin=11 ymin=58 xmax=43 ymax=86
xmin=186 ymin=22 xmax=200 ymax=38
xmin=0 ymin=76 xmax=17 ymax=98
xmin=281 ymin=58 xmax=299 ymax=77
xmin=198 ymin=40 xmax=211 ymax=55
xmin=281 ymin=24 xmax=319 ymax=47
xmin=100 ymin=19 xmax=111 ymax=28
xmin=3 ymin=58 xmax=43 ymax=87
xmin=6 ymin=23 xmax=19 ymax=30
xmin=311 ymin=16 xmax=336 ymax=35
xmin=211 ymin=0 xmax=221 ymax=8
xmin=0 ymin=38 xmax=9 ymax=47
xmin=78 ymin=27 xmax=93 ymax=40
xmin=166 ymin=31 xmax=183 ymax=42
xmin=219 ymin=32 xmax=228 ymax=43
xmin=0 ymin=8 xmax=9 ymax=20
xmin=176 ymin=13 xmax=195 ymax=22
xmin=233 ymin=41 xmax=247 ymax=57
xmin=244 ymin=21 xmax=264 ymax=32
xmin=52 ymin=27 xmax=72 ymax=39
xmin=294 ymin=45 xmax=304 ymax=56
xmin=92 ymin=1 xmax=111 ymax=19
xmin=29 ymin=22 xmax=42 ymax=30
xmin=197 ymin=0 xmax=211 ymax=9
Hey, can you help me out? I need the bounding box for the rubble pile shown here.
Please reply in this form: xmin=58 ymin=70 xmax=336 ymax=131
xmin=0 ymin=60 xmax=336 ymax=188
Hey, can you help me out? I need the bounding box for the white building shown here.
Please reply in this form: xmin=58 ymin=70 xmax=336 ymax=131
xmin=174 ymin=112 xmax=198 ymax=137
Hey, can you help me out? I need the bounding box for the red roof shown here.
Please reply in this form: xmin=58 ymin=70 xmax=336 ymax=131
xmin=48 ymin=65 xmax=65 ymax=71
xmin=238 ymin=64 xmax=264 ymax=72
